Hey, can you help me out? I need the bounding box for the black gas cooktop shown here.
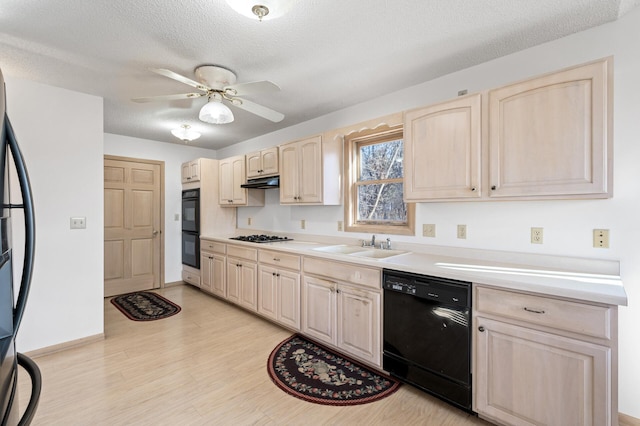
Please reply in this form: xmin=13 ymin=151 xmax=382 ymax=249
xmin=229 ymin=234 xmax=292 ymax=243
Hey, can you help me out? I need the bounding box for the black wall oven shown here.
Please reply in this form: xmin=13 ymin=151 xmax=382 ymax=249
xmin=383 ymin=269 xmax=472 ymax=412
xmin=182 ymin=189 xmax=199 ymax=269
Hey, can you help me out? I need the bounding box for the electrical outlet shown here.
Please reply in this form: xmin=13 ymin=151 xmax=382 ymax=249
xmin=423 ymin=224 xmax=436 ymax=238
xmin=457 ymin=224 xmax=467 ymax=239
xmin=593 ymin=229 xmax=610 ymax=248
xmin=70 ymin=217 xmax=86 ymax=229
xmin=301 ymin=219 xmax=306 ymax=230
xmin=247 ymin=217 xmax=252 ymax=226
xmin=531 ymin=227 xmax=543 ymax=244
xmin=337 ymin=221 xmax=343 ymax=231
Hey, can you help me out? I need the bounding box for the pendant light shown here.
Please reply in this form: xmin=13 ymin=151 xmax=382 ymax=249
xmin=199 ymin=94 xmax=234 ymax=124
xmin=171 ymin=124 xmax=201 ymax=142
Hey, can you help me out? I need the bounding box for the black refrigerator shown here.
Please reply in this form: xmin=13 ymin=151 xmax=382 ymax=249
xmin=0 ymin=68 xmax=41 ymax=424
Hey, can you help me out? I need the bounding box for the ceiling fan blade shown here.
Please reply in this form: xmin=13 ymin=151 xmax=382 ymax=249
xmin=131 ymin=93 xmax=206 ymax=103
xmin=232 ymin=98 xmax=284 ymax=123
xmin=225 ymin=80 xmax=280 ymax=97
xmin=150 ymin=68 xmax=212 ymax=91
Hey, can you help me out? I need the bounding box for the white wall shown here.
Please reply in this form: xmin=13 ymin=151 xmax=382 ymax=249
xmin=5 ymin=78 xmax=104 ymax=353
xmin=103 ymin=133 xmax=219 ymax=283
xmin=220 ymin=10 xmax=640 ymax=417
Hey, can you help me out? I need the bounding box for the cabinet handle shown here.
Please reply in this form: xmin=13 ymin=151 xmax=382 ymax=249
xmin=273 ymin=258 xmax=280 ymax=262
xmin=276 ymin=273 xmax=280 ymax=277
xmin=478 ymin=326 xmax=485 ymax=332
xmin=491 ymin=185 xmax=496 ymax=190
xmin=524 ymin=307 xmax=545 ymax=314
xmin=471 ymin=187 xmax=476 ymax=191
xmin=272 ymin=272 xmax=276 ymax=276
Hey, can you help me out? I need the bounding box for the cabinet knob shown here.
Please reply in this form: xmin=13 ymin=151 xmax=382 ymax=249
xmin=471 ymin=187 xmax=476 ymax=191
xmin=478 ymin=326 xmax=485 ymax=332
xmin=491 ymin=185 xmax=496 ymax=190
xmin=272 ymin=272 xmax=276 ymax=276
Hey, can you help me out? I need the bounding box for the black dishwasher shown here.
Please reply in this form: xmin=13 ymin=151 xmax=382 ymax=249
xmin=383 ymin=269 xmax=472 ymax=412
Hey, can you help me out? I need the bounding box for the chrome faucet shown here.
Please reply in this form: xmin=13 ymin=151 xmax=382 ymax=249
xmin=380 ymin=238 xmax=392 ymax=250
xmin=362 ymin=234 xmax=376 ymax=247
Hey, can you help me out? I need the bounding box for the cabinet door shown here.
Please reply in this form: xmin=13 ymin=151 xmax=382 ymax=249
xmin=404 ymin=94 xmax=481 ymax=200
xmin=302 ymin=276 xmax=336 ymax=345
xmin=219 ymin=159 xmax=234 ymax=205
xmin=258 ymin=265 xmax=278 ymax=321
xmin=246 ymin=151 xmax=262 ymax=178
xmin=200 ymin=253 xmax=213 ymax=293
xmin=475 ymin=316 xmax=611 ymax=426
xmin=261 ymin=147 xmax=279 ymax=176
xmin=279 ymin=143 xmax=299 ymax=203
xmin=239 ymin=261 xmax=257 ymax=311
xmin=278 ymin=269 xmax=301 ymax=330
xmin=226 ymin=259 xmax=241 ymax=304
xmin=189 ymin=160 xmax=200 ymax=182
xmin=211 ymin=254 xmax=226 ymax=298
xmin=298 ymin=137 xmax=322 ymax=203
xmin=231 ymin=156 xmax=247 ymax=205
xmin=181 ymin=162 xmax=191 ymax=183
xmin=337 ymin=286 xmax=381 ymax=366
xmin=488 ymin=59 xmax=611 ymax=198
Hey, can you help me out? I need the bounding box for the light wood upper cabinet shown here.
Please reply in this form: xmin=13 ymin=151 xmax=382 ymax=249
xmin=473 ymin=285 xmax=617 ymax=426
xmin=219 ymin=155 xmax=265 ymax=207
xmin=279 ymin=135 xmax=342 ymax=205
xmin=404 ymin=94 xmax=482 ymax=200
xmin=488 ymin=57 xmax=612 ymax=198
xmin=246 ymin=147 xmax=279 ymax=178
xmin=181 ymin=160 xmax=200 ymax=183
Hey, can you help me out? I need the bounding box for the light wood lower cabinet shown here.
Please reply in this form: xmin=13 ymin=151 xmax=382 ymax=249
xmin=302 ymin=258 xmax=382 ymax=367
xmin=473 ymin=285 xmax=617 ymax=426
xmin=226 ymin=244 xmax=258 ymax=311
xmin=200 ymin=240 xmax=226 ymax=297
xmin=258 ymin=266 xmax=301 ymax=330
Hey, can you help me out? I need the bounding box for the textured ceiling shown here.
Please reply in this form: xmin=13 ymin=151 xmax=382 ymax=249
xmin=1 ymin=0 xmax=638 ymax=150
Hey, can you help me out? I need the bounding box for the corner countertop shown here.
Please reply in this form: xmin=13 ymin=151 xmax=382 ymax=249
xmin=202 ymin=233 xmax=627 ymax=306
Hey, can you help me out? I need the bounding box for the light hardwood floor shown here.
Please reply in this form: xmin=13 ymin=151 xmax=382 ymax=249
xmin=18 ymin=285 xmax=491 ymax=425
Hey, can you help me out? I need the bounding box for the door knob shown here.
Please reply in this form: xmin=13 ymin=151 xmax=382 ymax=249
xmin=478 ymin=326 xmax=485 ymax=332
xmin=153 ymin=230 xmax=159 ymax=236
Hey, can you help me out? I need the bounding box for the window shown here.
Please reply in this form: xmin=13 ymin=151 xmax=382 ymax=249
xmin=344 ymin=126 xmax=415 ymax=235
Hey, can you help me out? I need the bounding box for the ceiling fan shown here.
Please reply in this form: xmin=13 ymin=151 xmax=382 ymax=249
xmin=132 ymin=65 xmax=284 ymax=124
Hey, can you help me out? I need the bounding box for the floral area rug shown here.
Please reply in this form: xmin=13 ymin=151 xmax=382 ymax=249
xmin=267 ymin=334 xmax=400 ymax=406
xmin=110 ymin=291 xmax=181 ymax=321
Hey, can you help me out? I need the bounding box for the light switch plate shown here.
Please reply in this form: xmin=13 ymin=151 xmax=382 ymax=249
xmin=423 ymin=224 xmax=436 ymax=238
xmin=457 ymin=224 xmax=467 ymax=239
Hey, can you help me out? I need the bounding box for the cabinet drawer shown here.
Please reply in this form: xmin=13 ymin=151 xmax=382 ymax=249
xmin=201 ymin=240 xmax=226 ymax=255
xmin=227 ymin=244 xmax=258 ymax=262
xmin=182 ymin=269 xmax=200 ymax=286
xmin=475 ymin=286 xmax=611 ymax=340
xmin=259 ymin=249 xmax=300 ymax=270
xmin=303 ymin=257 xmax=381 ymax=290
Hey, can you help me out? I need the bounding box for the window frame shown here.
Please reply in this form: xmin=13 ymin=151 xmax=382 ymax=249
xmin=343 ymin=125 xmax=415 ymax=236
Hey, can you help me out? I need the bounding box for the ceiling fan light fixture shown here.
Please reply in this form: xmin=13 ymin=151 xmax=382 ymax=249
xmin=171 ymin=124 xmax=201 ymax=142
xmin=199 ymin=96 xmax=234 ymax=124
xmin=225 ymin=0 xmax=293 ymax=21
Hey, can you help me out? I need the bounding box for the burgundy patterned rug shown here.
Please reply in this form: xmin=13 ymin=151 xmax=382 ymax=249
xmin=110 ymin=291 xmax=181 ymax=321
xmin=267 ymin=334 xmax=400 ymax=406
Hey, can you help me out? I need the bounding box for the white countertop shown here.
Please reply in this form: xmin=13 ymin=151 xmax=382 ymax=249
xmin=203 ymin=234 xmax=627 ymax=306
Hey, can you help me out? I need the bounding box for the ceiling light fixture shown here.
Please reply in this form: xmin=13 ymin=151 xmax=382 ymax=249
xmin=171 ymin=124 xmax=201 ymax=142
xmin=225 ymin=0 xmax=294 ymax=21
xmin=199 ymin=94 xmax=234 ymax=124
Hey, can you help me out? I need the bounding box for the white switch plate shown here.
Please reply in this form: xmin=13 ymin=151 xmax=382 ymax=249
xmin=337 ymin=221 xmax=343 ymax=231
xmin=531 ymin=227 xmax=543 ymax=244
xmin=70 ymin=217 xmax=86 ymax=229
xmin=457 ymin=224 xmax=467 ymax=239
xmin=423 ymin=224 xmax=436 ymax=238
xmin=593 ymin=229 xmax=610 ymax=248
xmin=301 ymin=219 xmax=306 ymax=230
xmin=247 ymin=217 xmax=252 ymax=226
xmin=174 ymin=213 xmax=180 ymax=221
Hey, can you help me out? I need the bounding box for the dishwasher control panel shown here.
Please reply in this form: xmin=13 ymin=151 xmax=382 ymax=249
xmin=382 ymin=269 xmax=471 ymax=308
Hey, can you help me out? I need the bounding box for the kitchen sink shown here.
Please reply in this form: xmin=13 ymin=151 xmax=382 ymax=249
xmin=312 ymin=245 xmax=408 ymax=260
xmin=312 ymin=245 xmax=368 ymax=254
xmin=349 ymin=249 xmax=408 ymax=259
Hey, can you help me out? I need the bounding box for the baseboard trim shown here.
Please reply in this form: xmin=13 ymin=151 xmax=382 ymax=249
xmin=621 ymin=413 xmax=640 ymax=426
xmin=23 ymin=333 xmax=105 ymax=359
xmin=163 ymin=280 xmax=185 ymax=288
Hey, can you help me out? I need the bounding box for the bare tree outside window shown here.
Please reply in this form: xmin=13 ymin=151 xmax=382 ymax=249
xmin=356 ymin=138 xmax=407 ymax=224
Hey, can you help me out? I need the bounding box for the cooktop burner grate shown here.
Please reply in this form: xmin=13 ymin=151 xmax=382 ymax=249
xmin=229 ymin=234 xmax=292 ymax=243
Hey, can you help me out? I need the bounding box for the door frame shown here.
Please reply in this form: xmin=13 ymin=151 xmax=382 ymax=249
xmin=104 ymin=155 xmax=165 ymax=291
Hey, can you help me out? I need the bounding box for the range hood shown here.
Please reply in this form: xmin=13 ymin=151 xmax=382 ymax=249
xmin=240 ymin=176 xmax=280 ymax=189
